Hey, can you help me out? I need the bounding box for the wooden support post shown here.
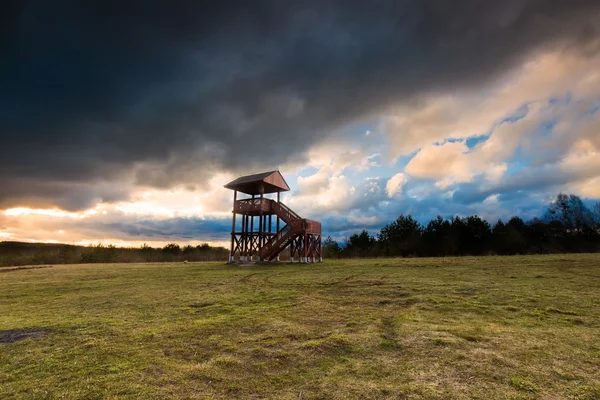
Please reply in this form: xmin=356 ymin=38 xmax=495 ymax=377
xmin=259 ymin=189 xmax=264 ymax=258
xmin=304 ymin=233 xmax=308 ymax=263
xmin=240 ymin=214 xmax=243 ymax=262
xmin=276 ymin=192 xmax=280 ymax=233
xmin=258 ymin=216 xmax=263 ymax=260
xmin=250 ymin=215 xmax=254 ymax=260
xmin=246 ymin=215 xmax=250 ymax=260
xmin=229 ymin=190 xmax=237 ymax=263
xmin=316 ymin=234 xmax=322 ymax=262
xmin=276 ymin=191 xmax=281 ymax=261
xmin=242 ymin=214 xmax=248 ymax=261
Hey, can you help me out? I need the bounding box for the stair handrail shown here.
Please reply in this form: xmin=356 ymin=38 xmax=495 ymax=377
xmin=271 ymin=201 xmax=301 ymax=227
xmin=276 ymin=201 xmax=301 ymax=220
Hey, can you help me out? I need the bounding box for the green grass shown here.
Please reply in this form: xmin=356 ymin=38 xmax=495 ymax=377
xmin=1 ymin=255 xmax=599 ymax=399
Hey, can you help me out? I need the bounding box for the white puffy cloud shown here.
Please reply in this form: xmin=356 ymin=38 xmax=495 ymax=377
xmin=385 ymin=173 xmax=408 ymax=198
xmin=287 ymin=137 xmax=386 ymax=215
xmin=288 ymin=174 xmax=356 ymax=214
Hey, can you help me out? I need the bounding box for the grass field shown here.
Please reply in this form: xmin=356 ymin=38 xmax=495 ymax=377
xmin=1 ymin=255 xmax=599 ymax=399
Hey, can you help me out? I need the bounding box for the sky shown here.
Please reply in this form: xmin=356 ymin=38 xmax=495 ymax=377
xmin=1 ymin=1 xmax=600 ymax=247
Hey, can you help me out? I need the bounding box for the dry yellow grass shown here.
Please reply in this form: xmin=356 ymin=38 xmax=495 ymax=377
xmin=1 ymin=255 xmax=599 ymax=399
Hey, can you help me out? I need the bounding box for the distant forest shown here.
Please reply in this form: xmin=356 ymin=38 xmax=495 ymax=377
xmin=0 ymin=242 xmax=228 ymax=267
xmin=325 ymin=193 xmax=600 ymax=258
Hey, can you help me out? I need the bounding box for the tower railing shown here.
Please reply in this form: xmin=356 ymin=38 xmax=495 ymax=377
xmin=234 ymin=198 xmax=271 ymax=214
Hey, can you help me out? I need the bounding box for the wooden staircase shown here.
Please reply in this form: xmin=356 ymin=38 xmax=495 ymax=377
xmin=259 ymin=201 xmax=306 ymax=261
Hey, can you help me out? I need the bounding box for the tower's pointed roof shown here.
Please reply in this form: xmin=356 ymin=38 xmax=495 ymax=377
xmin=224 ymin=170 xmax=290 ymax=195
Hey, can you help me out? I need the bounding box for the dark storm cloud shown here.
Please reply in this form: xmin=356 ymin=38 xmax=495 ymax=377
xmin=2 ymin=0 xmax=600 ymax=209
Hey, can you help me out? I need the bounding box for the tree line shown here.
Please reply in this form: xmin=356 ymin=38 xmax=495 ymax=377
xmin=323 ymin=193 xmax=600 ymax=258
xmin=0 ymin=242 xmax=228 ymax=267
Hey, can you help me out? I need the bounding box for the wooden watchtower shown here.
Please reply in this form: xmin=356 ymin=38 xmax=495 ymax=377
xmin=224 ymin=171 xmax=322 ymax=263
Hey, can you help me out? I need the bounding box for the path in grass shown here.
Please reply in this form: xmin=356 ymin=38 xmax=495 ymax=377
xmin=1 ymin=255 xmax=599 ymax=399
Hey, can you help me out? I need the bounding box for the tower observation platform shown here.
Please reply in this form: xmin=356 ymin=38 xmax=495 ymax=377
xmin=224 ymin=171 xmax=322 ymax=263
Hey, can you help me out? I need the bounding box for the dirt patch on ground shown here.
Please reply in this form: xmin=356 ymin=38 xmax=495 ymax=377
xmin=0 ymin=265 xmax=54 ymax=273
xmin=0 ymin=329 xmax=48 ymax=344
